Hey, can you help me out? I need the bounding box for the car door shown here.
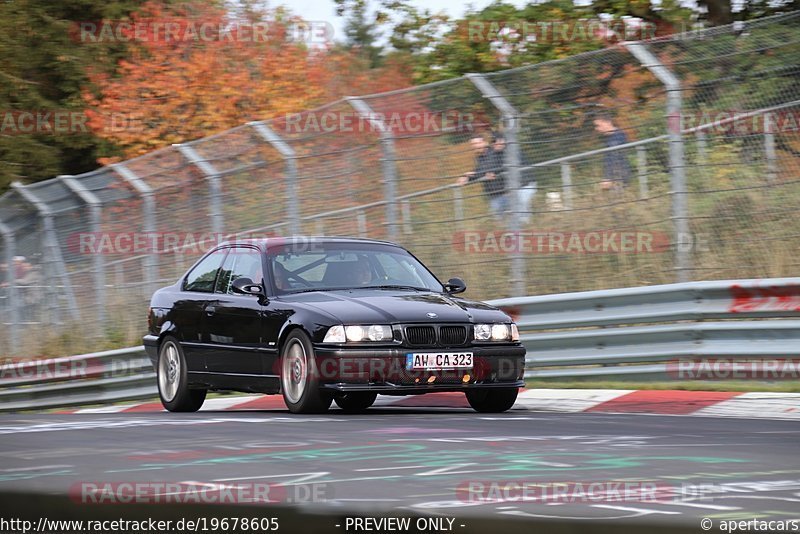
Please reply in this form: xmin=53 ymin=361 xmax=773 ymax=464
xmin=204 ymin=246 xmax=266 ymax=376
xmin=174 ymin=248 xmax=229 ymax=372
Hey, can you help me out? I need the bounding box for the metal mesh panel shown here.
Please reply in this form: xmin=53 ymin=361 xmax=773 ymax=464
xmin=272 ymin=100 xmax=386 ymax=228
xmin=190 ymin=124 xmax=288 ymax=233
xmin=645 ymin=13 xmax=800 ymax=280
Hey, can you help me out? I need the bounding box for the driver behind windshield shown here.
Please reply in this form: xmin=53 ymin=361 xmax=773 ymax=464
xmin=350 ymin=258 xmax=373 ymax=286
xmin=273 ymin=262 xmax=291 ymax=291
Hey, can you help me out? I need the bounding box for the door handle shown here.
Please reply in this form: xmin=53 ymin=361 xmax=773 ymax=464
xmin=205 ymin=306 xmax=216 ymax=315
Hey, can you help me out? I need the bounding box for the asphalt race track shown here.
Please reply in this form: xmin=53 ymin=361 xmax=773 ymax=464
xmin=0 ymin=405 xmax=798 ymax=529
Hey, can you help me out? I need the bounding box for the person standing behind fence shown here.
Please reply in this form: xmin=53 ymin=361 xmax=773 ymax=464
xmin=593 ymin=115 xmax=632 ymax=192
xmin=456 ymin=134 xmax=508 ymax=221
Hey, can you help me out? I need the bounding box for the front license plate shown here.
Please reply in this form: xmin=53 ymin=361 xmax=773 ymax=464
xmin=406 ymin=352 xmax=473 ymax=370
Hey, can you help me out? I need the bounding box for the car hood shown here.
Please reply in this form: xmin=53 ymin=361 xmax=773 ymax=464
xmin=279 ymin=289 xmax=511 ymax=324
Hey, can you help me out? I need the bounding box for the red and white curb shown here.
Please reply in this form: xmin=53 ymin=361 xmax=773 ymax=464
xmin=59 ymin=389 xmax=800 ymax=420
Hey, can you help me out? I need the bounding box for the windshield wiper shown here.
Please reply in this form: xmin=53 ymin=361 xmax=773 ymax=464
xmin=368 ymin=285 xmax=427 ymax=292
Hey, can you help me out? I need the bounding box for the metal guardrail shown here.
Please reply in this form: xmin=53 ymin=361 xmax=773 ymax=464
xmin=0 ymin=346 xmax=155 ymax=412
xmin=489 ymin=277 xmax=800 ymax=379
xmin=1 ymin=277 xmax=798 ymax=411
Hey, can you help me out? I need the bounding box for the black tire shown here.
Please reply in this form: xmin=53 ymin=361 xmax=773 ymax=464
xmin=334 ymin=392 xmax=378 ymax=413
xmin=465 ymin=387 xmax=519 ymax=413
xmin=157 ymin=337 xmax=206 ymax=412
xmin=280 ymin=330 xmax=332 ymax=414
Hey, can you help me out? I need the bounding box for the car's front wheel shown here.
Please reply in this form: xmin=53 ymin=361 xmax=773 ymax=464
xmin=334 ymin=392 xmax=378 ymax=413
xmin=465 ymin=387 xmax=518 ymax=413
xmin=280 ymin=330 xmax=332 ymax=414
xmin=157 ymin=337 xmax=206 ymax=412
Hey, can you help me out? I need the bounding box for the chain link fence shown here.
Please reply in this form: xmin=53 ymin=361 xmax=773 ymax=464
xmin=1 ymin=13 xmax=798 ymax=356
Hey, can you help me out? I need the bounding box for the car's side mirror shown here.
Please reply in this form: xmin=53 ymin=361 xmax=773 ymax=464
xmin=444 ymin=277 xmax=467 ymax=294
xmin=231 ymin=277 xmax=264 ymax=296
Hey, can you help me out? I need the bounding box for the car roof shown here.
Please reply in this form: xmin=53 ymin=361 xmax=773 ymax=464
xmin=217 ymin=236 xmax=401 ymax=252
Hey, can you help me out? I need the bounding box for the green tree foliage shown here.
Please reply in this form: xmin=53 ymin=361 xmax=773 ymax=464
xmin=0 ymin=0 xmax=156 ymax=190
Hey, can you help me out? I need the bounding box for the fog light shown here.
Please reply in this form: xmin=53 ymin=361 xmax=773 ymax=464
xmin=462 ymin=374 xmax=471 ymax=383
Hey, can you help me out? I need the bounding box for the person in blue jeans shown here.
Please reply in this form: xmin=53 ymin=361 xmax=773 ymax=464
xmin=593 ymin=115 xmax=632 ymax=192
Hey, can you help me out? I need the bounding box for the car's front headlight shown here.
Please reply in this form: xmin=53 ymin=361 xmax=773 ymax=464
xmin=474 ymin=323 xmax=515 ymax=341
xmin=323 ymin=324 xmax=393 ymax=343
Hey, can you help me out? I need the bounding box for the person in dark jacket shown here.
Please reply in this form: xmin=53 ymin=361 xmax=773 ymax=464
xmin=593 ymin=116 xmax=632 ymax=191
xmin=456 ymin=135 xmax=508 ymax=219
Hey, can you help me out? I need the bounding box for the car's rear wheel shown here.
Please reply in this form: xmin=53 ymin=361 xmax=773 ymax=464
xmin=157 ymin=337 xmax=206 ymax=412
xmin=280 ymin=330 xmax=332 ymax=414
xmin=334 ymin=392 xmax=378 ymax=413
xmin=465 ymin=387 xmax=518 ymax=413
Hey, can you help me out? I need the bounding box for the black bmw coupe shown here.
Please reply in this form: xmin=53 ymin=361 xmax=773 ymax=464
xmin=144 ymin=237 xmax=526 ymax=414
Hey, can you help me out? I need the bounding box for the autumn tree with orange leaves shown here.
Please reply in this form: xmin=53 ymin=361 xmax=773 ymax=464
xmin=84 ymin=1 xmax=413 ymax=161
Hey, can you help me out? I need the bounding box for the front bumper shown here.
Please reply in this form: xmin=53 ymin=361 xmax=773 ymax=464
xmin=313 ymin=344 xmax=525 ymax=392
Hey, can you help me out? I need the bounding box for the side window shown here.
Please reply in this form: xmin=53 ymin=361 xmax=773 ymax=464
xmin=216 ymin=247 xmax=263 ymax=294
xmin=183 ymin=249 xmax=228 ymax=293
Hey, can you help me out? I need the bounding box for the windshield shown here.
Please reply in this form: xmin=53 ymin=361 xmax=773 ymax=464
xmin=268 ymin=243 xmax=443 ymax=294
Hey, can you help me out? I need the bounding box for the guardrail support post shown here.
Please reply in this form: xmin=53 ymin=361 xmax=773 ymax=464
xmin=175 ymin=144 xmax=224 ymax=237
xmin=112 ymin=163 xmax=158 ymax=297
xmin=11 ymin=182 xmax=80 ymax=323
xmin=347 ymin=97 xmax=399 ymax=242
xmin=625 ymin=43 xmax=690 ymax=283
xmin=0 ymin=221 xmax=20 ymax=351
xmin=467 ymin=73 xmax=524 ymax=296
xmin=60 ymin=176 xmax=106 ymax=327
xmin=249 ymin=121 xmax=300 ymax=235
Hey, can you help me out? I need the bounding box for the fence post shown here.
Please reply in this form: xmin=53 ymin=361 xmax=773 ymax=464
xmin=174 ymin=144 xmax=224 ymax=237
xmin=249 ymin=121 xmax=300 ymax=235
xmin=357 ymin=210 xmax=367 ymax=237
xmin=452 ymin=187 xmax=464 ymax=229
xmin=636 ymin=145 xmax=649 ymax=199
xmin=112 ymin=163 xmax=158 ymax=297
xmin=560 ymin=163 xmax=573 ymax=210
xmin=11 ymin=182 xmax=80 ymax=322
xmin=764 ymin=113 xmax=777 ymax=184
xmin=0 ymin=221 xmax=19 ymax=351
xmin=625 ymin=42 xmax=690 ymax=283
xmin=401 ymin=200 xmax=412 ymax=235
xmin=696 ymin=129 xmax=707 ymax=167
xmin=467 ymin=73 xmax=524 ymax=297
xmin=347 ymin=97 xmax=399 ymax=242
xmin=60 ymin=176 xmax=106 ymax=327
